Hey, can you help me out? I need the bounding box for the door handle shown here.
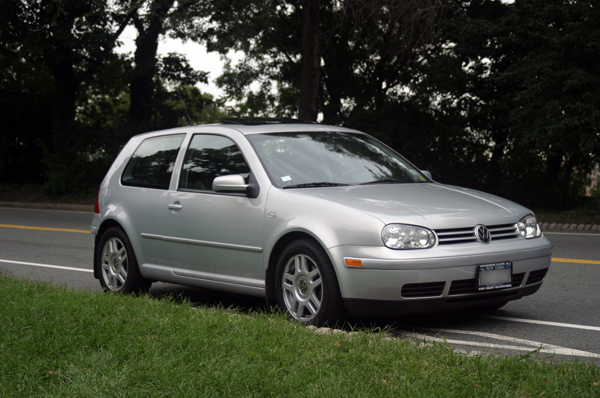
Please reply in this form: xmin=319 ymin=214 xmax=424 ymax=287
xmin=168 ymin=202 xmax=183 ymax=211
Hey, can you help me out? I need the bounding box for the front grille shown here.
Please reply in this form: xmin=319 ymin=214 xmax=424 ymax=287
xmin=435 ymin=223 xmax=520 ymax=245
xmin=401 ymin=282 xmax=445 ymax=298
xmin=448 ymin=273 xmax=525 ymax=295
xmin=526 ymin=269 xmax=548 ymax=285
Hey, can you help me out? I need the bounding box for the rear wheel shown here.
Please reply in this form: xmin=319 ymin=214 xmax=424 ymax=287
xmin=96 ymin=227 xmax=151 ymax=293
xmin=275 ymin=238 xmax=346 ymax=326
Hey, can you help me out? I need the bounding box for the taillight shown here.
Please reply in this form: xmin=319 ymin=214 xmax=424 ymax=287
xmin=94 ymin=189 xmax=100 ymax=214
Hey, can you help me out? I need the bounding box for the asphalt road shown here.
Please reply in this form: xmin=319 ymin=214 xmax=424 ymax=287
xmin=1 ymin=207 xmax=599 ymax=364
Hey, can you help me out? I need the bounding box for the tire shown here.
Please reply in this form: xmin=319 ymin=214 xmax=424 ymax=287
xmin=96 ymin=227 xmax=152 ymax=293
xmin=275 ymin=238 xmax=346 ymax=326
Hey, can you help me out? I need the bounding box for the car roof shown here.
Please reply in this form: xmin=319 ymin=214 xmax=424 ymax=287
xmin=134 ymin=119 xmax=362 ymax=139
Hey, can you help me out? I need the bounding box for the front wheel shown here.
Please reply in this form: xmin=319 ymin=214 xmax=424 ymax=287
xmin=96 ymin=227 xmax=152 ymax=293
xmin=275 ymin=238 xmax=346 ymax=326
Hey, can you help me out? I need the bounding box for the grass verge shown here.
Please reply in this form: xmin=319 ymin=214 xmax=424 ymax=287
xmin=1 ymin=273 xmax=599 ymax=397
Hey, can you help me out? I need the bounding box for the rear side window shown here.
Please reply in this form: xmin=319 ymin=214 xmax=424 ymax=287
xmin=179 ymin=134 xmax=250 ymax=191
xmin=121 ymin=134 xmax=185 ymax=189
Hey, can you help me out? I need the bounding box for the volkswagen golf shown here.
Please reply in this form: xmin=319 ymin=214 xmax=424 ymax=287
xmin=91 ymin=118 xmax=553 ymax=326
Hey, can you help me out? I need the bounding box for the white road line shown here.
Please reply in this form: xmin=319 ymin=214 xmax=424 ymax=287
xmin=475 ymin=314 xmax=600 ymax=332
xmin=406 ymin=332 xmax=600 ymax=358
xmin=405 ymin=329 xmax=600 ymax=358
xmin=0 ymin=259 xmax=93 ymax=273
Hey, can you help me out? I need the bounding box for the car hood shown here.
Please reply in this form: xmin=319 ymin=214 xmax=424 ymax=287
xmin=288 ymin=183 xmax=530 ymax=229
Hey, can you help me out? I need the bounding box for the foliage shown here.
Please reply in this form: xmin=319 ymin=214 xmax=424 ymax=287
xmin=407 ymin=0 xmax=600 ymax=208
xmin=0 ymin=0 xmax=216 ymax=195
xmin=1 ymin=0 xmax=599 ymax=208
xmin=202 ymin=0 xmax=447 ymax=122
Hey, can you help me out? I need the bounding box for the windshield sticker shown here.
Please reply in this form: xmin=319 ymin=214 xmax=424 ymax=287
xmin=281 ymin=175 xmax=292 ymax=182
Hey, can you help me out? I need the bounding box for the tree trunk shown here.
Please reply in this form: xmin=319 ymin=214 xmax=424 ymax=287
xmin=129 ymin=0 xmax=176 ymax=134
xmin=485 ymin=130 xmax=509 ymax=194
xmin=298 ymin=0 xmax=321 ymax=122
xmin=545 ymin=149 xmax=564 ymax=208
xmin=559 ymin=154 xmax=578 ymax=210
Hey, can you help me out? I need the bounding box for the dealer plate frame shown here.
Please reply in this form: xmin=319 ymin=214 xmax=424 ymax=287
xmin=477 ymin=261 xmax=512 ymax=291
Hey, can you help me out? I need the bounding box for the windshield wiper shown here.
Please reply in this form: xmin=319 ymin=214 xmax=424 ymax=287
xmin=284 ymin=182 xmax=349 ymax=189
xmin=359 ymin=179 xmax=407 ymax=185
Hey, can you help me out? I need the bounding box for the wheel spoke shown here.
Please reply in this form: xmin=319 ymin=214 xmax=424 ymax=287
xmin=109 ymin=274 xmax=118 ymax=288
xmin=295 ymin=255 xmax=304 ymax=274
xmin=283 ymin=281 xmax=295 ymax=293
xmin=117 ymin=247 xmax=127 ymax=263
xmin=108 ymin=239 xmax=118 ymax=255
xmin=309 ymin=275 xmax=322 ymax=288
xmin=283 ymin=272 xmax=294 ymax=286
xmin=118 ymin=267 xmax=128 ymax=284
xmin=306 ymin=298 xmax=318 ymax=315
xmin=288 ymin=294 xmax=299 ymax=312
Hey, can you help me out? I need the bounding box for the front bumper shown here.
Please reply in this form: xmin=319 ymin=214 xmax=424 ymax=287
xmin=329 ymin=237 xmax=553 ymax=317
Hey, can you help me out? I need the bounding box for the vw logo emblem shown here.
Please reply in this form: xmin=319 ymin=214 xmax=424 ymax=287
xmin=475 ymin=225 xmax=491 ymax=244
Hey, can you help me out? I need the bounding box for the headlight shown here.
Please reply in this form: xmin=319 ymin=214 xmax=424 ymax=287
xmin=382 ymin=224 xmax=436 ymax=249
xmin=518 ymin=214 xmax=541 ymax=239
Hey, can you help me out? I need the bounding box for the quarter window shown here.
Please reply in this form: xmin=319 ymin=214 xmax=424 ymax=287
xmin=121 ymin=134 xmax=185 ymax=189
xmin=180 ymin=134 xmax=250 ymax=191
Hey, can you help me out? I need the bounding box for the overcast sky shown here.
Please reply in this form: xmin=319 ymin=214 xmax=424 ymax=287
xmin=117 ymin=26 xmax=228 ymax=99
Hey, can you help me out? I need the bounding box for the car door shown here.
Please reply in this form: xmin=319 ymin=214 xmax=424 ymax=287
xmin=118 ymin=133 xmax=185 ymax=266
xmin=157 ymin=133 xmax=266 ymax=288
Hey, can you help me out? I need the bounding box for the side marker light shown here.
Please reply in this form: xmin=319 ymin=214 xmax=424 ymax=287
xmin=345 ymin=258 xmax=362 ymax=267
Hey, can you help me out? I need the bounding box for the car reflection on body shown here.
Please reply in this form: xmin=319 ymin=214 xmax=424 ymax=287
xmin=91 ymin=118 xmax=553 ymax=326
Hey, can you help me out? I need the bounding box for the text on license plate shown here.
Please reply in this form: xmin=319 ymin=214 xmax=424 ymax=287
xmin=478 ymin=262 xmax=512 ymax=291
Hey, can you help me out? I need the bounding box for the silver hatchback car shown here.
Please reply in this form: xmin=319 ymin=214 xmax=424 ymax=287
xmin=91 ymin=118 xmax=553 ymax=325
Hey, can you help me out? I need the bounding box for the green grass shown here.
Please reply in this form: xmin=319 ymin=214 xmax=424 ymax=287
xmin=1 ymin=273 xmax=599 ymax=397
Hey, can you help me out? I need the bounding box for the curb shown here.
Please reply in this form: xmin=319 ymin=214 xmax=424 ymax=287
xmin=540 ymin=222 xmax=600 ymax=233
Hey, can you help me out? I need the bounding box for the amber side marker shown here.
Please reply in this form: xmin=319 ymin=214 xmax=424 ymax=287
xmin=345 ymin=258 xmax=362 ymax=267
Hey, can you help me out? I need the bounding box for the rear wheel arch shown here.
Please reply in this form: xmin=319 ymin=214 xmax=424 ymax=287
xmin=95 ymin=225 xmax=152 ymax=293
xmin=94 ymin=219 xmax=123 ymax=280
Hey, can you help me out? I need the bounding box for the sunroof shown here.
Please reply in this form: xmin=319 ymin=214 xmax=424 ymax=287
xmin=220 ymin=117 xmax=316 ymax=125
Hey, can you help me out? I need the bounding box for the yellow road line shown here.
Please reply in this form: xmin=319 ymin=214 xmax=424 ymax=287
xmin=0 ymin=224 xmax=90 ymax=234
xmin=552 ymin=258 xmax=600 ymax=265
xmin=0 ymin=224 xmax=598 ymax=263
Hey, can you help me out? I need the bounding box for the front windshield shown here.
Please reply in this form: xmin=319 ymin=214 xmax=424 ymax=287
xmin=246 ymin=131 xmax=428 ymax=188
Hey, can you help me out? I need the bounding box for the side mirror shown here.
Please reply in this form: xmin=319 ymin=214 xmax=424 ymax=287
xmin=213 ymin=174 xmax=248 ymax=193
xmin=421 ymin=170 xmax=433 ymax=180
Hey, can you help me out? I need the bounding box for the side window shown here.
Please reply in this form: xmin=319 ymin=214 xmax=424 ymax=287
xmin=180 ymin=134 xmax=250 ymax=191
xmin=121 ymin=134 xmax=185 ymax=189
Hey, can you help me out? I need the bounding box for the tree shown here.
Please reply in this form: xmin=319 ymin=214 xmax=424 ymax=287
xmin=120 ymin=0 xmax=210 ymax=135
xmin=0 ymin=0 xmax=137 ymax=193
xmin=409 ymin=0 xmax=600 ymax=208
xmin=0 ymin=0 xmax=216 ymax=193
xmin=201 ymin=0 xmax=447 ymax=122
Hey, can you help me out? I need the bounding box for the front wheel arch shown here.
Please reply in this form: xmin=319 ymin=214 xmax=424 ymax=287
xmin=266 ymin=232 xmax=338 ymax=301
xmin=274 ymin=237 xmax=346 ymax=326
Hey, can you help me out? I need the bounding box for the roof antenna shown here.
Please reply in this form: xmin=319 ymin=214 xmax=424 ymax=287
xmin=176 ymin=87 xmax=194 ymax=126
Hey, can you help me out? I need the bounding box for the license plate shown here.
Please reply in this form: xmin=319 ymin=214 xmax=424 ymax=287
xmin=478 ymin=262 xmax=512 ymax=291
